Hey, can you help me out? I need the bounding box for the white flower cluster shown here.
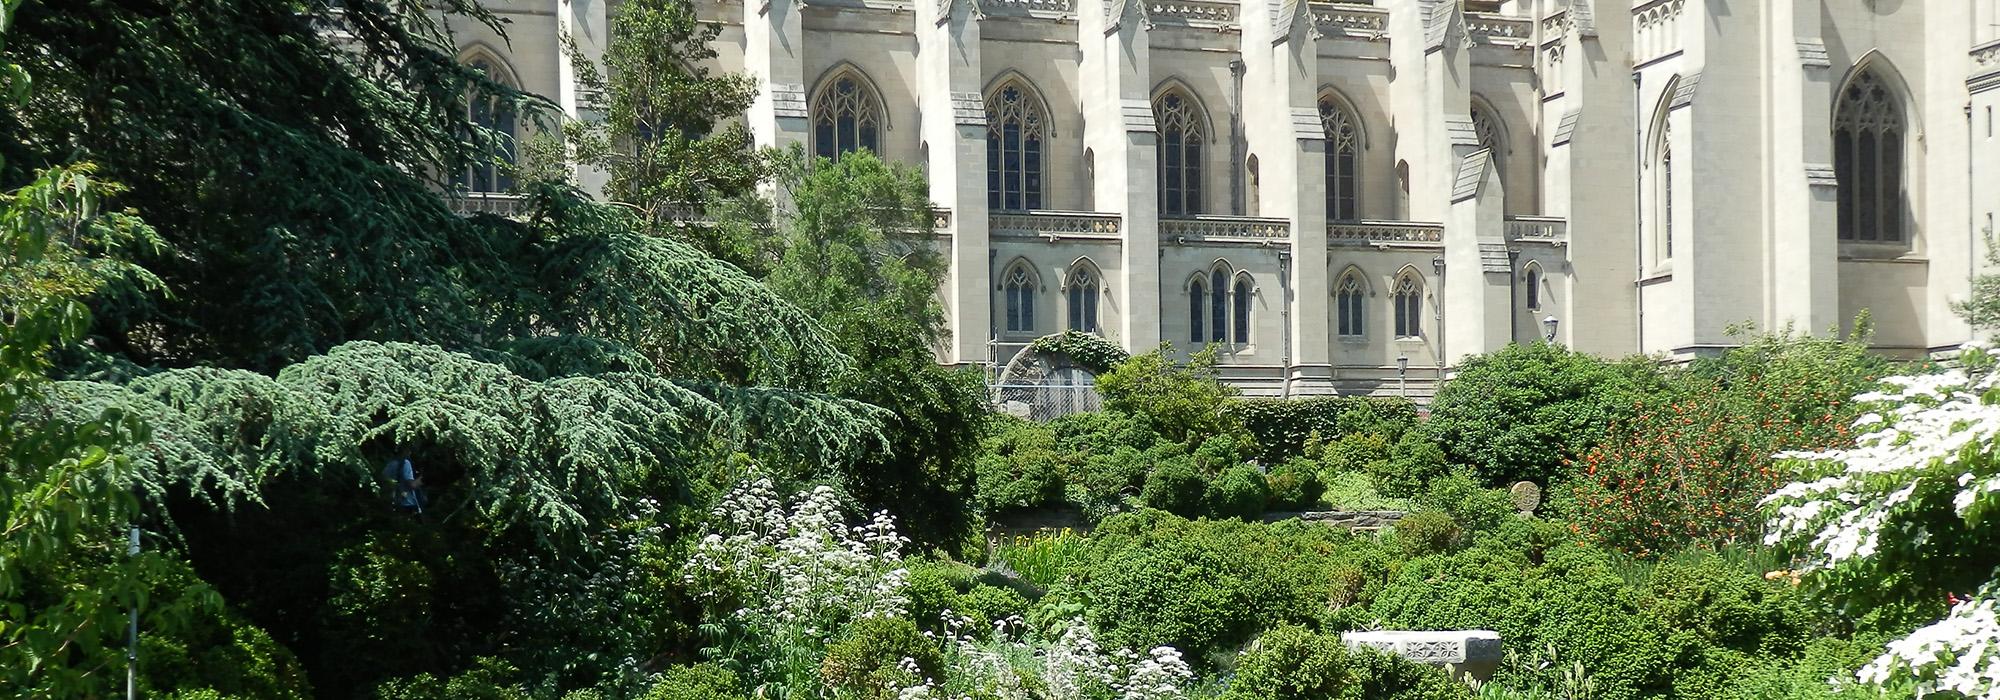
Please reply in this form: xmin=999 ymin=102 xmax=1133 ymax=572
xmin=1761 ymin=351 xmax=2000 ymax=699
xmin=894 ymin=614 xmax=1195 ymax=700
xmin=684 ymin=476 xmax=911 ymax=648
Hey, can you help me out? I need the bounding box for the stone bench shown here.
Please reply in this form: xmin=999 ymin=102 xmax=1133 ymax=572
xmin=1340 ymin=630 xmax=1503 ymax=682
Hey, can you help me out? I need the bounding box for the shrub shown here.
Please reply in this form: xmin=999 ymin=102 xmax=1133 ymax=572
xmin=972 ymin=418 xmax=1071 ymax=514
xmin=1027 ymin=329 xmax=1131 ymax=374
xmin=1379 ymin=431 xmax=1449 ymax=498
xmin=1425 ymin=343 xmax=1662 ymax=486
xmin=1220 ymin=625 xmax=1351 ymax=700
xmin=819 ymin=617 xmax=943 ymax=700
xmin=1264 ymin=458 xmax=1326 ymax=511
xmin=957 ymin=583 xmax=1030 ymax=629
xmin=1095 ymin=346 xmax=1243 ymax=446
xmin=1208 ymin=463 xmax=1271 ymax=520
xmin=1643 ymin=555 xmax=1810 ymax=658
xmin=1392 ymin=510 xmax=1464 ymax=558
xmin=1315 ymin=431 xmax=1393 ymax=475
xmin=641 ymin=664 xmax=747 ymax=700
xmin=905 ymin=558 xmax=975 ymax=631
xmin=1348 ymin=646 xmax=1476 ymax=700
xmin=1419 ymin=470 xmax=1517 ymax=536
xmin=991 ymin=529 xmax=1088 ymax=591
xmin=1228 ymin=396 xmax=1417 ymax=463
xmin=1141 ymin=456 xmax=1209 ymax=517
xmin=1318 ymin=471 xmax=1412 ymax=512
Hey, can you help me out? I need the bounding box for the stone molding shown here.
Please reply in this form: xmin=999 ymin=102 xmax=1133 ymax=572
xmin=1797 ymin=39 xmax=1831 ymax=69
xmin=1328 ymin=221 xmax=1445 ymax=247
xmin=1552 ymin=109 xmax=1581 ymax=146
xmin=1805 ymin=164 xmax=1838 ymax=188
xmin=1120 ymin=98 xmax=1158 ymax=133
xmin=1309 ymin=1 xmax=1387 ymax=39
xmin=770 ymin=83 xmax=809 ymax=119
xmin=951 ymin=92 xmax=987 ymax=126
xmin=1670 ymin=71 xmax=1700 ymax=109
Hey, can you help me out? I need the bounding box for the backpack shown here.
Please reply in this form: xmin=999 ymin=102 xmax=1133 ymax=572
xmin=382 ymin=458 xmax=408 ymax=483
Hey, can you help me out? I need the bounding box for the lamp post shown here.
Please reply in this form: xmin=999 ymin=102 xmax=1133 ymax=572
xmin=1542 ymin=315 xmax=1561 ymax=344
xmin=1396 ymin=355 xmax=1409 ymax=398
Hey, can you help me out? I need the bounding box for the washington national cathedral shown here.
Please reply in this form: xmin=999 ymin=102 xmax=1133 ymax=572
xmin=443 ymin=0 xmax=2000 ymax=396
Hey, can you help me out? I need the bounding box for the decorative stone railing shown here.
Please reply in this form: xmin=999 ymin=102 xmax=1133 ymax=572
xmin=1464 ymin=11 xmax=1531 ymax=46
xmin=990 ymin=211 xmax=1122 ymax=238
xmin=1975 ymin=39 xmax=2000 ymax=78
xmin=1161 ymin=215 xmax=1290 ymax=242
xmin=1309 ymin=1 xmax=1388 ymax=37
xmin=1632 ymin=0 xmax=1687 ymax=64
xmin=1147 ymin=0 xmax=1237 ymax=27
xmin=1540 ymin=8 xmax=1570 ymax=40
xmin=983 ymin=0 xmax=1075 ymax=18
xmin=1327 ymin=221 xmax=1445 ymax=246
xmin=447 ymin=192 xmax=531 ymax=218
xmin=1505 ymin=215 xmax=1568 ymax=243
xmin=1342 ymin=631 xmax=1504 ymax=682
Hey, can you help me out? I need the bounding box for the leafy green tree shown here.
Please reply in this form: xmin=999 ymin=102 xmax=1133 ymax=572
xmin=565 ymin=0 xmax=771 ymax=271
xmin=762 ymin=151 xmax=989 ymax=549
xmin=1956 ymin=235 xmax=2000 ymax=333
xmin=1096 ymin=346 xmax=1244 ymax=447
xmin=2 ymin=0 xmax=548 ymax=371
xmin=1425 ymin=343 xmax=1663 ymax=487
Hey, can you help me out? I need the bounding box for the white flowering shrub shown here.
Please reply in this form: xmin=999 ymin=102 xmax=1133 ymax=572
xmin=1762 ymin=344 xmax=2000 ymax=699
xmin=683 ymin=474 xmax=911 ymax=694
xmin=904 ymin=613 xmax=1193 ymax=700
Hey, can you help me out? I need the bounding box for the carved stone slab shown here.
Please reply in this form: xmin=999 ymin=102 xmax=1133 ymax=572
xmin=1342 ymin=630 xmax=1504 ymax=681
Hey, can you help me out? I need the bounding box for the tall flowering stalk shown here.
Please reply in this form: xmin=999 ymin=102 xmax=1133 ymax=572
xmin=1762 ymin=345 xmax=2000 ymax=699
xmin=684 ymin=474 xmax=911 ymax=696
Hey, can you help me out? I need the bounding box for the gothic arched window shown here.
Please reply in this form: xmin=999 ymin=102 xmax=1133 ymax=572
xmin=1156 ymin=89 xmax=1206 ymax=217
xmin=1393 ymin=273 xmax=1423 ymax=339
xmin=1834 ymin=69 xmax=1905 ymax=243
xmin=1188 ymin=275 xmax=1207 ymax=343
xmin=1001 ymin=262 xmax=1037 ymax=334
xmin=1470 ymin=103 xmax=1502 ymax=157
xmin=987 ymin=82 xmax=1048 ymax=211
xmin=1524 ymin=265 xmax=1543 ymax=311
xmin=1208 ymin=268 xmax=1228 ymax=343
xmin=1336 ymin=271 xmax=1366 ymax=337
xmin=460 ymin=59 xmax=518 ymax=193
xmin=1232 ymin=275 xmax=1253 ymax=344
xmin=1066 ymin=264 xmax=1101 ymax=333
xmin=1320 ymin=95 xmax=1362 ymax=221
xmin=812 ymin=71 xmax=882 ymax=159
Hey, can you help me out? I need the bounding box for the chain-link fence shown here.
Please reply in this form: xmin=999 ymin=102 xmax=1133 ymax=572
xmin=990 ymin=382 xmax=1103 ymax=421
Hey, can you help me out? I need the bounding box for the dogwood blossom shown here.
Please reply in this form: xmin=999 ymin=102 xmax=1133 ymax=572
xmin=1762 ymin=348 xmax=2000 ymax=699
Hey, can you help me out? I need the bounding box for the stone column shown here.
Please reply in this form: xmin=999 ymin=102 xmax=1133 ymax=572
xmin=1766 ymin=0 xmax=1839 ymax=334
xmin=1546 ymin=0 xmax=1638 ymax=356
xmin=744 ymin=0 xmax=810 ymax=152
xmin=557 ymin=0 xmax=611 ymax=196
xmin=1240 ymin=0 xmax=1331 ymax=391
xmin=1444 ymin=152 xmax=1513 ymax=362
xmin=917 ymin=0 xmax=993 ymax=365
xmin=1080 ymin=0 xmax=1160 ymax=350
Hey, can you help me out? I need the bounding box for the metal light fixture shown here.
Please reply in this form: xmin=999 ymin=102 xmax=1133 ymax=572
xmin=1396 ymin=355 xmax=1409 ymax=398
xmin=1431 ymin=256 xmax=1445 ymax=275
xmin=1542 ymin=315 xmax=1560 ymax=343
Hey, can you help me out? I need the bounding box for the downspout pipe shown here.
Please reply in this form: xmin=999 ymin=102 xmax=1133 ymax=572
xmin=1633 ymin=71 xmax=1647 ymax=354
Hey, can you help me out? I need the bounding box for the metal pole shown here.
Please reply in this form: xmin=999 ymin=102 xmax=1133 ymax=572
xmin=126 ymin=525 xmax=139 ymax=700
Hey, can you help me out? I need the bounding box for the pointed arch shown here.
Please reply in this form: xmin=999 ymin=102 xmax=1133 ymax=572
xmin=1646 ymin=76 xmax=1680 ymax=262
xmin=456 ymin=45 xmax=521 ymax=194
xmin=1833 ymin=53 xmax=1913 ymax=244
xmin=1062 ymin=257 xmax=1103 ymax=334
xmin=1521 ymin=260 xmax=1546 ymax=311
xmin=809 ymin=62 xmax=889 ymax=159
xmin=985 ymin=72 xmax=1053 ymax=211
xmin=1153 ymin=79 xmax=1212 ymax=216
xmin=1391 ymin=266 xmax=1426 ymax=339
xmin=1334 ymin=265 xmax=1369 ymax=338
xmin=998 ymin=257 xmax=1042 ymax=335
xmin=1230 ymin=271 xmax=1255 ymax=344
xmin=1469 ymin=94 xmax=1510 ymax=156
xmin=1319 ymin=87 xmax=1366 ymax=222
xmin=1187 ymin=270 xmax=1210 ymax=343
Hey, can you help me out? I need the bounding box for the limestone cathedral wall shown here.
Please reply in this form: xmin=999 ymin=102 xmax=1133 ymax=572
xmin=445 ymin=0 xmax=1996 ymax=395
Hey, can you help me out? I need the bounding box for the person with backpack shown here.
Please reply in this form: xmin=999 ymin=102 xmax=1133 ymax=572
xmin=383 ymin=452 xmax=426 ymax=515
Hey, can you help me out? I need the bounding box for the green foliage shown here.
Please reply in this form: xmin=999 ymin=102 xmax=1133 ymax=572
xmin=973 ymin=418 xmax=1070 ymax=514
xmin=819 ymin=617 xmax=943 ymax=700
xmin=1380 ymin=431 xmax=1450 ymax=499
xmin=1347 ymin=646 xmax=1477 ymax=700
xmin=1426 ymin=343 xmax=1663 ymax=486
xmin=1221 ymin=625 xmax=1351 ymax=700
xmin=1228 ymin=396 xmax=1417 ymax=463
xmin=1392 ymin=511 xmax=1464 ymax=558
xmin=1573 ymin=326 xmax=1887 ymax=555
xmin=1096 ymin=346 xmax=1244 ymax=446
xmin=1027 ymin=330 xmax=1132 ymax=375
xmin=1141 ymin=457 xmax=1209 ymax=517
xmin=371 ymin=657 xmax=530 ymax=700
xmin=764 ymin=149 xmax=989 ymax=549
xmin=991 ymin=529 xmax=1088 ymax=591
xmin=564 ymin=0 xmax=768 ymax=269
xmin=1209 ymin=464 xmax=1271 ymax=520
xmin=1317 ymin=471 xmax=1412 ymax=512
xmin=1956 ymin=234 xmax=2000 ymax=332
xmin=1419 ymin=470 xmax=1517 ymax=537
xmin=1264 ymin=458 xmax=1326 ymax=511
xmin=642 ymin=664 xmax=748 ymax=700
xmin=1079 ymin=512 xmax=1347 ymax=667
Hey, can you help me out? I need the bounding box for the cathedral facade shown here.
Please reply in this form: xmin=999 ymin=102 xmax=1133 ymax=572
xmin=447 ymin=0 xmax=2000 ymax=396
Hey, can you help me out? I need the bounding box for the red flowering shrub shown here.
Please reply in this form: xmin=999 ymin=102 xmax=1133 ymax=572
xmin=1570 ymin=327 xmax=1889 ymax=556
